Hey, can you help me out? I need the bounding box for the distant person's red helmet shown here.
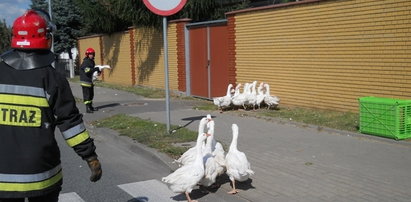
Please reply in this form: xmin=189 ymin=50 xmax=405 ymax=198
xmin=11 ymin=10 xmax=53 ymax=50
xmin=85 ymin=48 xmax=96 ymax=56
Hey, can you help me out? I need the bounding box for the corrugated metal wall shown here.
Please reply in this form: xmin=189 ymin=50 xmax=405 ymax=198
xmin=101 ymin=31 xmax=132 ymax=86
xmin=232 ymin=0 xmax=411 ymax=111
xmin=188 ymin=22 xmax=231 ymax=99
xmin=189 ymin=27 xmax=208 ymax=97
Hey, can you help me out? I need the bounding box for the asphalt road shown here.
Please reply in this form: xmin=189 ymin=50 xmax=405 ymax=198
xmin=57 ymin=84 xmax=246 ymax=202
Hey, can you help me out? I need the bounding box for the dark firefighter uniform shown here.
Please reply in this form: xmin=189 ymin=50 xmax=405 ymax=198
xmin=79 ymin=57 xmax=100 ymax=111
xmin=0 ymin=49 xmax=97 ymax=198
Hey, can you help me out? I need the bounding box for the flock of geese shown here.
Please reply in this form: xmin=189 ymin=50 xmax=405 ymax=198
xmin=162 ymin=115 xmax=254 ymax=202
xmin=213 ymin=81 xmax=280 ymax=112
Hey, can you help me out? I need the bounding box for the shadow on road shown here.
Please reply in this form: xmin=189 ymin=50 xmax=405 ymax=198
xmin=97 ymin=103 xmax=120 ymax=110
xmin=171 ymin=115 xmax=216 ymax=132
xmin=127 ymin=196 xmax=148 ymax=202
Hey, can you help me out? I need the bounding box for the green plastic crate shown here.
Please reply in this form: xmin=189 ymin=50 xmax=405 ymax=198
xmin=359 ymin=96 xmax=411 ymax=140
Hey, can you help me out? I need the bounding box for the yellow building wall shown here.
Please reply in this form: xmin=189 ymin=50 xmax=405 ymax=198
xmin=133 ymin=27 xmax=163 ymax=89
xmin=234 ymin=0 xmax=411 ymax=111
xmin=101 ymin=31 xmax=132 ymax=86
xmin=132 ymin=25 xmax=178 ymax=91
xmin=168 ymin=23 xmax=179 ymax=91
xmin=78 ymin=36 xmax=101 ymax=68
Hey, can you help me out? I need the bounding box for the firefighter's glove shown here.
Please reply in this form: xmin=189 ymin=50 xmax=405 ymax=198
xmin=86 ymin=156 xmax=102 ymax=182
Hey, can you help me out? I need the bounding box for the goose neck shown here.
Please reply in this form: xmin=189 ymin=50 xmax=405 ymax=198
xmin=229 ymin=132 xmax=239 ymax=150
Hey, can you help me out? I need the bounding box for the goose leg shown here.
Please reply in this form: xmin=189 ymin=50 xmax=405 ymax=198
xmin=227 ymin=179 xmax=239 ymax=194
xmin=185 ymin=191 xmax=198 ymax=202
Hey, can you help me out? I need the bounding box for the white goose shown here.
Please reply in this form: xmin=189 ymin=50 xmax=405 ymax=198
xmin=92 ymin=65 xmax=111 ymax=81
xmin=245 ymin=81 xmax=258 ymax=110
xmin=263 ymin=83 xmax=280 ymax=109
xmin=162 ymin=117 xmax=210 ymax=202
xmin=213 ymin=84 xmax=233 ymax=112
xmin=200 ymin=118 xmax=226 ymax=187
xmin=174 ymin=116 xmax=208 ymax=166
xmin=256 ymin=82 xmax=266 ymax=109
xmin=232 ymin=83 xmax=242 ymax=97
xmin=225 ymin=124 xmax=254 ymax=194
xmin=232 ymin=83 xmax=249 ymax=109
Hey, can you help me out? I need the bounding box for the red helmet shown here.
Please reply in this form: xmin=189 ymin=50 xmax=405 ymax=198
xmin=85 ymin=48 xmax=96 ymax=56
xmin=11 ymin=10 xmax=52 ymax=50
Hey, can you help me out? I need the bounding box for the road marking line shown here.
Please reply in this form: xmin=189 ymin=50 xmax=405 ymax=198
xmin=59 ymin=192 xmax=85 ymax=202
xmin=118 ymin=179 xmax=178 ymax=202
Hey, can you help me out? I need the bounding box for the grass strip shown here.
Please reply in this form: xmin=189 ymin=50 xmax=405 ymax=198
xmin=93 ymin=114 xmax=197 ymax=158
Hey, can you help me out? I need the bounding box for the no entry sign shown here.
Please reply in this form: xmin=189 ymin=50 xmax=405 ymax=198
xmin=143 ymin=0 xmax=187 ymax=16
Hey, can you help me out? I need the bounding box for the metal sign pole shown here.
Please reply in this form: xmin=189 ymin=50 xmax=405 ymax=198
xmin=143 ymin=0 xmax=186 ymax=134
xmin=163 ymin=16 xmax=171 ymax=133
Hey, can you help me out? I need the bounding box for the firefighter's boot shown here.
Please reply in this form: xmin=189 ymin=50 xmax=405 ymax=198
xmin=86 ymin=104 xmax=94 ymax=113
xmin=91 ymin=104 xmax=98 ymax=111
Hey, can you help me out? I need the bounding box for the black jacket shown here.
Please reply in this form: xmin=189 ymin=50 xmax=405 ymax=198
xmin=0 ymin=50 xmax=97 ymax=198
xmin=79 ymin=57 xmax=99 ymax=87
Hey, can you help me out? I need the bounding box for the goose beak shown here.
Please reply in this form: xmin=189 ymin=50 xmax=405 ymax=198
xmin=204 ymin=133 xmax=211 ymax=137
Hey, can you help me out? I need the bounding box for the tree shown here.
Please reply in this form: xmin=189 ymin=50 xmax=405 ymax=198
xmin=31 ymin=0 xmax=84 ymax=58
xmin=0 ymin=19 xmax=11 ymax=53
xmin=30 ymin=0 xmax=49 ymax=11
xmin=74 ymin=0 xmax=134 ymax=34
xmin=52 ymin=0 xmax=84 ymax=58
xmin=74 ymin=0 xmax=250 ymax=34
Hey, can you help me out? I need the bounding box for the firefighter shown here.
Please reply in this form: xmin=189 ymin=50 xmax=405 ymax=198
xmin=0 ymin=10 xmax=102 ymax=201
xmin=79 ymin=48 xmax=100 ymax=113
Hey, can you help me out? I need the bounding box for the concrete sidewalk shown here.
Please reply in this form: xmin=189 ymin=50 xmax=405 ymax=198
xmin=70 ymin=82 xmax=411 ymax=202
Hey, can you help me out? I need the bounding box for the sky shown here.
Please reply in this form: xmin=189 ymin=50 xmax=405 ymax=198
xmin=0 ymin=0 xmax=31 ymax=26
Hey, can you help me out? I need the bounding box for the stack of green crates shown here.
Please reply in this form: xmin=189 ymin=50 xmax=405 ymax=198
xmin=359 ymin=96 xmax=411 ymax=140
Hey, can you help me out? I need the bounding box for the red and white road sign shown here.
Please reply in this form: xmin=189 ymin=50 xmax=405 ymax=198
xmin=143 ymin=0 xmax=187 ymax=16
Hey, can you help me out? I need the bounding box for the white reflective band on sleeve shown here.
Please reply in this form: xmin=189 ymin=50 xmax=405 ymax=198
xmin=16 ymin=41 xmax=30 ymax=46
xmin=18 ymin=31 xmax=28 ymax=35
xmin=0 ymin=84 xmax=49 ymax=100
xmin=62 ymin=123 xmax=86 ymax=139
xmin=0 ymin=165 xmax=61 ymax=183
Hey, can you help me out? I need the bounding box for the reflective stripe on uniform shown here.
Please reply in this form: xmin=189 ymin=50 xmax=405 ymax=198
xmin=80 ymin=81 xmax=92 ymax=87
xmin=0 ymin=165 xmax=62 ymax=192
xmin=66 ymin=130 xmax=90 ymax=147
xmin=0 ymin=172 xmax=62 ymax=192
xmin=0 ymin=94 xmax=49 ymax=107
xmin=0 ymin=84 xmax=49 ymax=100
xmin=81 ymin=83 xmax=92 ymax=87
xmin=0 ymin=165 xmax=61 ymax=183
xmin=0 ymin=104 xmax=41 ymax=127
xmin=83 ymin=100 xmax=92 ymax=104
xmin=62 ymin=123 xmax=86 ymax=139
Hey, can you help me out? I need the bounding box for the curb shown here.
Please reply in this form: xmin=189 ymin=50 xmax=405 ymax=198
xmin=86 ymin=124 xmax=180 ymax=172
